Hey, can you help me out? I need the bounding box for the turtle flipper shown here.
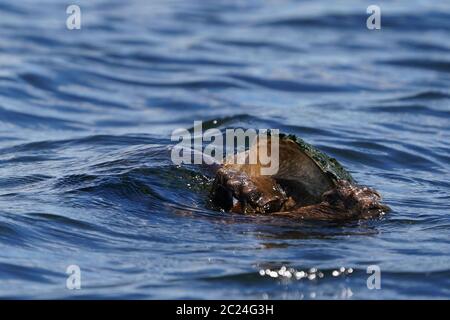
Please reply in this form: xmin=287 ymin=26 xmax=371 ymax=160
xmin=210 ymin=167 xmax=292 ymax=214
xmin=273 ymin=180 xmax=390 ymax=221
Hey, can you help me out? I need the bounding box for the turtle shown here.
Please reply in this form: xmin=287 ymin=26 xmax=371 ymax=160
xmin=210 ymin=133 xmax=390 ymax=221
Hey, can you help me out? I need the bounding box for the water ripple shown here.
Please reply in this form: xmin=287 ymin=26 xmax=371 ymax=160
xmin=0 ymin=0 xmax=449 ymax=299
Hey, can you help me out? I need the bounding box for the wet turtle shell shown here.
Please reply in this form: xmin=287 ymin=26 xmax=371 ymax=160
xmin=269 ymin=134 xmax=354 ymax=205
xmin=279 ymin=133 xmax=354 ymax=183
xmin=211 ymin=132 xmax=388 ymax=218
xmin=219 ymin=133 xmax=355 ymax=208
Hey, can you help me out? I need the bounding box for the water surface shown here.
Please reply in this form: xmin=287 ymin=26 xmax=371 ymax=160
xmin=0 ymin=0 xmax=449 ymax=299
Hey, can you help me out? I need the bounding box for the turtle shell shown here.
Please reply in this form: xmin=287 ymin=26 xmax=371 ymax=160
xmin=221 ymin=132 xmax=354 ymax=207
xmin=271 ymin=134 xmax=354 ymax=205
xmin=280 ymin=133 xmax=354 ymax=184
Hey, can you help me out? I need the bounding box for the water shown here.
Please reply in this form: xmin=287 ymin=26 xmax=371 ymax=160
xmin=0 ymin=0 xmax=449 ymax=299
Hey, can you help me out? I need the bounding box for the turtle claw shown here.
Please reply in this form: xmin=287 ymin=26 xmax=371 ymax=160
xmin=210 ymin=167 xmax=289 ymax=214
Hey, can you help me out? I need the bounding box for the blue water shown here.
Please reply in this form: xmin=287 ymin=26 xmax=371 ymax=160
xmin=0 ymin=0 xmax=449 ymax=299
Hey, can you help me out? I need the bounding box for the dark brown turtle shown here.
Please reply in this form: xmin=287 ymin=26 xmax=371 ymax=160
xmin=210 ymin=134 xmax=390 ymax=221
